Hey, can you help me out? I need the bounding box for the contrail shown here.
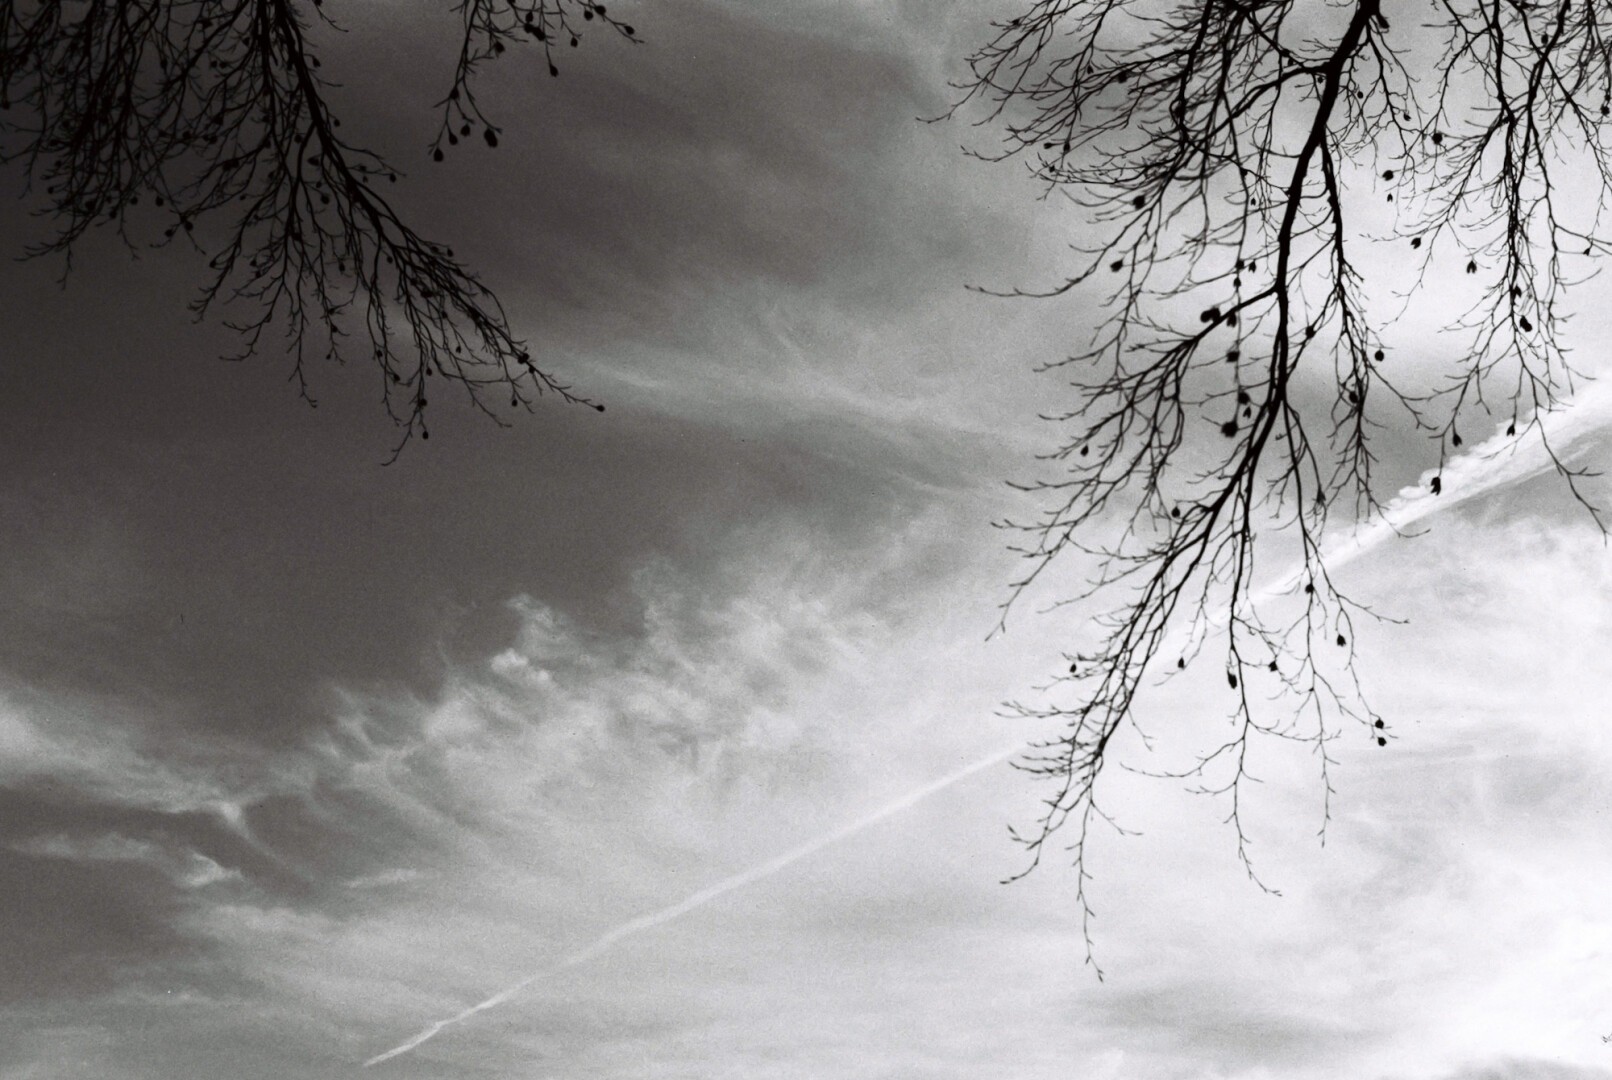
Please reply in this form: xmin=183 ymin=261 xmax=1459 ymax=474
xmin=365 ymin=385 xmax=1612 ymax=1069
xmin=1160 ymin=384 xmax=1612 ymax=652
xmin=362 ymin=742 xmax=1023 ymax=1067
xmin=1283 ymin=381 xmax=1612 ymax=591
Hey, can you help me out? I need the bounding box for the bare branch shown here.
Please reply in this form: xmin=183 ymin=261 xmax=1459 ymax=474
xmin=1 ymin=0 xmax=633 ymax=454
xmin=958 ymin=0 xmax=1612 ymax=967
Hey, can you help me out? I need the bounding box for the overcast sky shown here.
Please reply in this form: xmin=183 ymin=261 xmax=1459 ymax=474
xmin=2 ymin=2 xmax=1611 ymax=1078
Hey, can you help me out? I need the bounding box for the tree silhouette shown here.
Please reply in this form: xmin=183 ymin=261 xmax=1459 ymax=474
xmin=1 ymin=0 xmax=632 ymax=455
xmin=951 ymin=0 xmax=1609 ymax=967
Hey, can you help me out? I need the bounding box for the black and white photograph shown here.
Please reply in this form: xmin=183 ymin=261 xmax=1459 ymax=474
xmin=2 ymin=1 xmax=1610 ymax=1077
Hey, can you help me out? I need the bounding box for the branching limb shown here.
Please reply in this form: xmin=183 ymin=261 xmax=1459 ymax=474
xmin=958 ymin=0 xmax=1612 ymax=968
xmin=0 ymin=0 xmax=635 ymax=453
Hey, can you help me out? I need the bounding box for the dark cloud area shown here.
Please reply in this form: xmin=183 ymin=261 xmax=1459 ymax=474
xmin=0 ymin=0 xmax=1023 ymax=755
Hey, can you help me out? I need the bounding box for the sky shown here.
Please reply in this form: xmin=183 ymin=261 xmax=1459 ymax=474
xmin=2 ymin=1 xmax=1611 ymax=1078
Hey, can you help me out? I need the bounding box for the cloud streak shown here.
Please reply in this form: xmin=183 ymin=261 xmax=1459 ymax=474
xmin=361 ymin=740 xmax=1023 ymax=1067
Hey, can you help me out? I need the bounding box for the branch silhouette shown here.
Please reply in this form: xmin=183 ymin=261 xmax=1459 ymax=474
xmin=1 ymin=0 xmax=632 ymax=455
xmin=951 ymin=0 xmax=1610 ymax=971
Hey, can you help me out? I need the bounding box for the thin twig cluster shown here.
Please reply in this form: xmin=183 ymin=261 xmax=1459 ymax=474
xmin=950 ymin=0 xmax=1612 ymax=972
xmin=1 ymin=0 xmax=635 ymax=455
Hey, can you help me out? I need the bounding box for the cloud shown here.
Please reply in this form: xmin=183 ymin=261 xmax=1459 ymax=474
xmin=4 ymin=360 xmax=1609 ymax=1080
xmin=3 ymin=431 xmax=1610 ymax=1080
xmin=9 ymin=833 xmax=241 ymax=891
xmin=0 ymin=491 xmax=1046 ymax=1066
xmin=332 ymin=441 xmax=1606 ymax=1078
xmin=0 ymin=690 xmax=263 ymax=823
xmin=346 ymin=869 xmax=429 ymax=891
xmin=1409 ymin=1064 xmax=1612 ymax=1080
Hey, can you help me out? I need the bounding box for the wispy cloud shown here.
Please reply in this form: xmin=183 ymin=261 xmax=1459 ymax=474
xmin=350 ymin=384 xmax=1612 ymax=1071
xmin=3 ymin=378 xmax=1607 ymax=1080
xmin=0 ymin=690 xmax=269 ymax=826
xmin=9 ymin=833 xmax=242 ymax=891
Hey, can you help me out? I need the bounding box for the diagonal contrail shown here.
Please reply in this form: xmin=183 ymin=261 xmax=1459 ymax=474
xmin=362 ymin=743 xmax=1023 ymax=1067
xmin=365 ymin=386 xmax=1612 ymax=1069
xmin=1301 ymin=382 xmax=1612 ymax=582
